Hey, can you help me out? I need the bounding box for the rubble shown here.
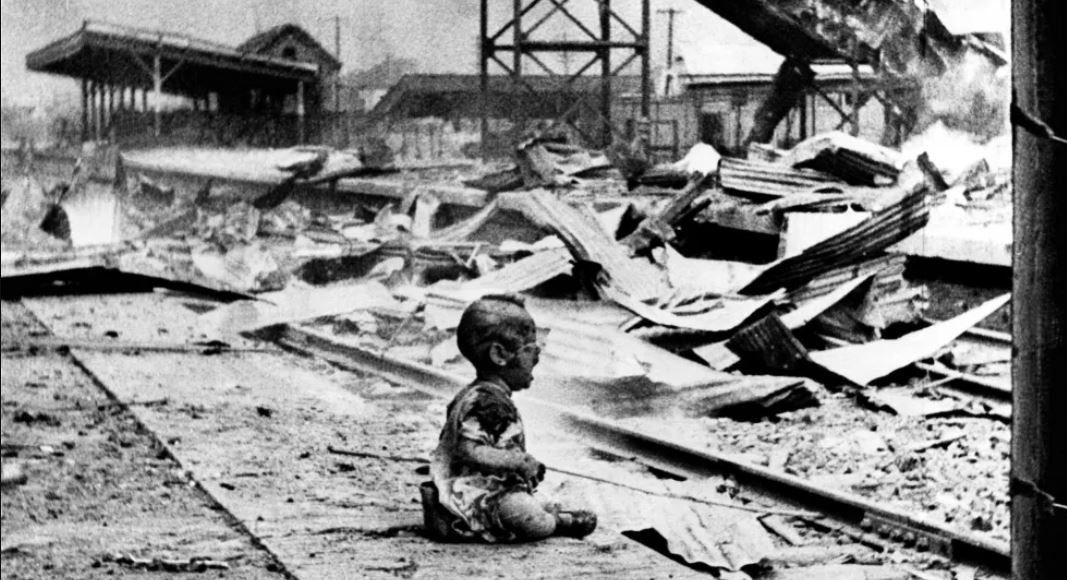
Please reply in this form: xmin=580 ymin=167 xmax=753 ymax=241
xmin=737 ymin=185 xmax=930 ymax=295
xmin=2 ymin=133 xmax=990 ymax=396
xmin=622 ymin=173 xmax=714 ymax=254
xmin=516 ymin=138 xmax=614 ymax=188
xmin=2 ymin=124 xmax=1016 ymax=569
xmin=776 ymin=132 xmax=905 ymax=186
xmin=500 ymin=189 xmax=669 ymax=302
xmin=198 ymin=280 xmax=398 ymax=336
xmin=809 ymin=294 xmax=1010 ymax=386
xmin=720 ymin=157 xmax=846 ymax=200
xmin=2 ymin=132 xmax=998 ymax=406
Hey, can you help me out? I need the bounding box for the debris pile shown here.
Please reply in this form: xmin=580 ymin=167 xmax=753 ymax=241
xmin=2 ymin=130 xmax=1012 ymax=562
xmin=2 ymin=134 xmax=1009 ymax=402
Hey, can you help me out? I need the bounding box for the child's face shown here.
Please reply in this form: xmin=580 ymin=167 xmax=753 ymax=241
xmin=499 ymin=322 xmax=540 ymax=392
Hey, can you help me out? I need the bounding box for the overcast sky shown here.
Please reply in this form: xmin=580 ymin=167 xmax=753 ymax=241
xmin=2 ymin=0 xmax=758 ymax=105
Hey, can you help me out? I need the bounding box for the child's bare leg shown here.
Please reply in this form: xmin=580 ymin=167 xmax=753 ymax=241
xmin=496 ymin=492 xmax=557 ymax=540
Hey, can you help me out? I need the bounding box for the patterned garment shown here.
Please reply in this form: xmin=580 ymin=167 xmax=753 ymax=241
xmin=430 ymin=379 xmax=532 ymax=542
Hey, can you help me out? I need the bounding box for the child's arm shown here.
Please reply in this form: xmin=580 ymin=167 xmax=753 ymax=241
xmin=456 ymin=439 xmax=545 ymax=483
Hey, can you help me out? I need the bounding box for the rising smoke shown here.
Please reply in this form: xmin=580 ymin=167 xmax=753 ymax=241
xmin=914 ymin=47 xmax=1010 ymax=142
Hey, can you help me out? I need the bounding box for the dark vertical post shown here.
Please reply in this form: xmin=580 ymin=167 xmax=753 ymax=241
xmin=334 ymin=14 xmax=341 ymax=114
xmin=480 ymin=0 xmax=489 ymax=160
xmin=849 ymin=64 xmax=861 ymax=136
xmin=663 ymin=8 xmax=676 ymax=67
xmin=96 ymin=80 xmax=105 ymax=141
xmin=153 ymin=42 xmax=162 ymax=138
xmin=81 ymin=78 xmax=89 ymax=143
xmin=640 ymin=0 xmax=650 ymax=120
xmin=1011 ymin=0 xmax=1067 ymax=579
xmin=87 ymin=80 xmax=94 ymax=141
xmin=811 ymin=91 xmax=817 ymax=135
xmin=511 ymin=0 xmax=522 ymax=79
xmin=106 ymin=84 xmax=114 ymax=130
xmin=746 ymin=59 xmax=813 ymax=146
xmin=734 ymin=99 xmax=743 ymax=148
xmin=598 ymin=0 xmax=611 ymax=147
xmin=297 ymin=81 xmax=306 ymax=143
xmin=512 ymin=0 xmax=523 ymax=143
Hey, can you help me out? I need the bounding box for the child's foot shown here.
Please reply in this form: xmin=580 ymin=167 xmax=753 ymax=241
xmin=554 ymin=510 xmax=597 ymax=538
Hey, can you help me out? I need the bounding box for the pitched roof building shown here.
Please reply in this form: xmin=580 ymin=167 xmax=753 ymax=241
xmin=26 ymin=21 xmax=341 ymax=144
xmin=238 ymin=23 xmax=341 ymax=76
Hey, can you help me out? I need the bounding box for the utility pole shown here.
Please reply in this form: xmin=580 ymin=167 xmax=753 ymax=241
xmin=657 ymin=7 xmax=683 ymax=69
xmin=1011 ymin=0 xmax=1067 ymax=578
xmin=334 ymin=15 xmax=341 ymax=113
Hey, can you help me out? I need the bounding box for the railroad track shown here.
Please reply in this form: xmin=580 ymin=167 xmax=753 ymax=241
xmin=278 ymin=323 xmax=1011 ymax=575
xmin=920 ymin=325 xmax=1011 ymax=401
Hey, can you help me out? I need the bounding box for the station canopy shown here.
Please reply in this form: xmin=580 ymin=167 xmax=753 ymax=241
xmin=26 ymin=20 xmax=320 ymax=97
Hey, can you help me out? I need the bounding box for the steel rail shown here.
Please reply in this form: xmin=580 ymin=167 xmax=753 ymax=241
xmin=278 ymin=324 xmax=1010 ymax=573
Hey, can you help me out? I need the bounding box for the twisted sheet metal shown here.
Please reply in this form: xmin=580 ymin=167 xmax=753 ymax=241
xmin=779 ymin=132 xmax=906 ymax=186
xmin=500 ymin=190 xmax=668 ymax=302
xmin=739 ymin=187 xmax=929 ymax=295
xmin=463 ymin=247 xmax=574 ymax=292
xmin=719 ymin=157 xmax=846 ymax=199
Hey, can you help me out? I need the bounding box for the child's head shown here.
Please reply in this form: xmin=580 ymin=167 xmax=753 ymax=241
xmin=457 ymin=294 xmax=540 ymax=391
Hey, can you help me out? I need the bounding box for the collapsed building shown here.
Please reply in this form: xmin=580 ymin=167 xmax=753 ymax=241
xmin=688 ymin=0 xmax=1009 ymax=145
xmin=1 ymin=1 xmax=1034 ymax=578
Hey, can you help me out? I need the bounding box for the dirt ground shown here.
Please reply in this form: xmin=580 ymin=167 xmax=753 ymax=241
xmin=0 ymin=156 xmax=1011 ymax=579
xmin=0 ymin=301 xmax=287 ymax=579
xmin=620 ymin=392 xmax=1010 ymax=545
xmin=3 ymin=292 xmax=725 ymax=579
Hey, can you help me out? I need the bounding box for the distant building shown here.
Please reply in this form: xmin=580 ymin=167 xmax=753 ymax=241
xmin=236 ymin=24 xmax=342 ymax=115
xmin=616 ymin=42 xmax=894 ymax=159
xmin=371 ymin=73 xmax=643 ymax=122
xmin=26 ymin=20 xmax=341 ymax=145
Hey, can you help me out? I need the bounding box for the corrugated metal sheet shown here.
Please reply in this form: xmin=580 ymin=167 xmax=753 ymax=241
xmin=661 ymin=246 xmax=765 ymax=296
xmin=757 ymin=188 xmax=889 ymax=213
xmin=536 ymin=315 xmax=748 ymax=389
xmin=719 ymin=157 xmax=846 ymax=199
xmin=797 ymin=149 xmax=901 ymax=186
xmin=500 ymin=190 xmax=668 ymax=302
xmin=612 ymin=291 xmax=773 ymax=334
xmin=0 ymin=240 xmax=272 ymax=297
xmin=726 ymin=314 xmax=811 ymax=373
xmin=778 ymin=132 xmax=905 ymax=186
xmin=539 ymin=459 xmax=775 ymax=572
xmin=422 ymin=295 xmax=807 ymax=414
xmin=810 ymin=293 xmax=1010 ymax=386
xmin=739 ymin=186 xmax=929 ymax=295
xmin=530 ymin=315 xmax=811 ymax=418
xmin=463 ymin=247 xmax=573 ymax=292
xmin=779 ymin=273 xmax=877 ymax=329
xmin=429 ymin=199 xmax=502 ymax=242
xmin=691 ymin=341 xmax=741 ymax=371
xmin=693 ymin=275 xmax=875 ymax=371
xmin=785 ymin=255 xmax=928 ymax=335
xmin=785 ymin=254 xmax=907 ymax=304
xmin=694 ymin=190 xmax=783 ymax=235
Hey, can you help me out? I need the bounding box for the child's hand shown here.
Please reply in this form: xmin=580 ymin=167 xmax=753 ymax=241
xmin=517 ymin=454 xmax=546 ymax=485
